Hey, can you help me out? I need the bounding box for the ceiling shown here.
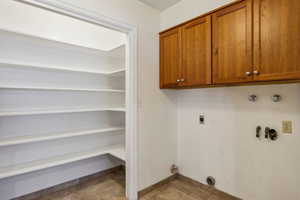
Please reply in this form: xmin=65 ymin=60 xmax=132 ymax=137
xmin=138 ymin=0 xmax=181 ymax=11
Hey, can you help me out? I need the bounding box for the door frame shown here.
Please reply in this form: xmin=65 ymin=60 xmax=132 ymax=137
xmin=15 ymin=0 xmax=139 ymax=199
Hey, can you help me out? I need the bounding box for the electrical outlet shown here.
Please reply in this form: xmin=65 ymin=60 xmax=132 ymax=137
xmin=282 ymin=121 xmax=292 ymax=134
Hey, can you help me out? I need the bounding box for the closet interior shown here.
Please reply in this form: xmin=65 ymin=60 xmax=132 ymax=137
xmin=0 ymin=15 xmax=128 ymax=198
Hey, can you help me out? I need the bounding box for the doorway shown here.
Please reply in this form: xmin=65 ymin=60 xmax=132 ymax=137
xmin=0 ymin=0 xmax=138 ymax=199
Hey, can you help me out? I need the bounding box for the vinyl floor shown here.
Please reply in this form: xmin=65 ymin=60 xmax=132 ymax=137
xmin=30 ymin=169 xmax=240 ymax=200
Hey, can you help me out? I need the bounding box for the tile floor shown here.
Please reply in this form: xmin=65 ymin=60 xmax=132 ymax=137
xmin=141 ymin=176 xmax=240 ymax=200
xmin=36 ymin=169 xmax=126 ymax=200
xmin=28 ymin=169 xmax=239 ymax=200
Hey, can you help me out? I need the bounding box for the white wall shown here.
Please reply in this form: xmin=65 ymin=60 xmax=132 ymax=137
xmin=161 ymin=1 xmax=300 ymax=199
xmin=0 ymin=1 xmax=126 ymax=199
xmin=0 ymin=1 xmax=126 ymax=51
xmin=160 ymin=0 xmax=233 ymax=30
xmin=0 ymin=0 xmax=178 ymax=197
xmin=177 ymin=84 xmax=300 ymax=200
xmin=59 ymin=0 xmax=177 ymax=190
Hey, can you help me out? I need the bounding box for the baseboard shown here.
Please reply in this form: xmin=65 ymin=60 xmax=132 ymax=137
xmin=13 ymin=166 xmax=124 ymax=200
xmin=13 ymin=168 xmax=240 ymax=200
xmin=177 ymin=174 xmax=242 ymax=200
xmin=139 ymin=173 xmax=241 ymax=200
xmin=138 ymin=173 xmax=178 ymax=197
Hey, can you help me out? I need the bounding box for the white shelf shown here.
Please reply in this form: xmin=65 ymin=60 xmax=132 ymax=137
xmin=0 ymin=85 xmax=125 ymax=93
xmin=0 ymin=145 xmax=125 ymax=179
xmin=109 ymin=147 xmax=126 ymax=161
xmin=0 ymin=127 xmax=125 ymax=147
xmin=107 ymin=108 xmax=127 ymax=112
xmin=0 ymin=28 xmax=125 ymax=55
xmin=110 ymin=69 xmax=126 ymax=77
xmin=0 ymin=60 xmax=125 ymax=76
xmin=0 ymin=107 xmax=126 ymax=117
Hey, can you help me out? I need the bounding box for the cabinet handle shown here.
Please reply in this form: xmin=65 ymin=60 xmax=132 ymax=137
xmin=176 ymin=79 xmax=181 ymax=83
xmin=181 ymin=79 xmax=185 ymax=82
xmin=245 ymin=71 xmax=252 ymax=76
xmin=253 ymin=70 xmax=260 ymax=75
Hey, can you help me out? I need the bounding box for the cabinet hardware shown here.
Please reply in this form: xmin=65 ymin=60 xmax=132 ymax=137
xmin=253 ymin=70 xmax=260 ymax=75
xmin=245 ymin=71 xmax=252 ymax=76
xmin=176 ymin=79 xmax=180 ymax=83
xmin=181 ymin=79 xmax=185 ymax=82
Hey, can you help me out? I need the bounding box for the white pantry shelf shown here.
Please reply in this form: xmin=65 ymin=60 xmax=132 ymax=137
xmin=0 ymin=145 xmax=125 ymax=179
xmin=110 ymin=69 xmax=126 ymax=77
xmin=0 ymin=28 xmax=125 ymax=55
xmin=0 ymin=60 xmax=125 ymax=76
xmin=109 ymin=147 xmax=126 ymax=161
xmin=0 ymin=85 xmax=125 ymax=93
xmin=0 ymin=107 xmax=126 ymax=117
xmin=0 ymin=127 xmax=125 ymax=147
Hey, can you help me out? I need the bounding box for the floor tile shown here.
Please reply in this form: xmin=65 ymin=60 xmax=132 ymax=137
xmin=32 ymin=170 xmax=240 ymax=200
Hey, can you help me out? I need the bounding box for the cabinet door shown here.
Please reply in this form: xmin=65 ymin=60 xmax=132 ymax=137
xmin=253 ymin=0 xmax=300 ymax=81
xmin=181 ymin=16 xmax=212 ymax=87
xmin=160 ymin=28 xmax=182 ymax=88
xmin=212 ymin=0 xmax=253 ymax=84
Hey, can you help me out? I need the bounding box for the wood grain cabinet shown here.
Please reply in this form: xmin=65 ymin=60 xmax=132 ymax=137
xmin=160 ymin=17 xmax=212 ymax=89
xmin=181 ymin=16 xmax=212 ymax=87
xmin=160 ymin=0 xmax=300 ymax=89
xmin=212 ymin=0 xmax=252 ymax=84
xmin=160 ymin=28 xmax=181 ymax=88
xmin=253 ymin=0 xmax=300 ymax=81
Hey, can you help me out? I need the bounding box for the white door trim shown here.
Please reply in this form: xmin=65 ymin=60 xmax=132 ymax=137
xmin=15 ymin=0 xmax=138 ymax=199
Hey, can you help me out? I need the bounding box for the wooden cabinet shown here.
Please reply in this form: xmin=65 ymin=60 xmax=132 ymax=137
xmin=160 ymin=28 xmax=181 ymax=88
xmin=160 ymin=16 xmax=212 ymax=88
xmin=253 ymin=0 xmax=300 ymax=81
xmin=212 ymin=0 xmax=252 ymax=84
xmin=181 ymin=16 xmax=212 ymax=87
xmin=160 ymin=0 xmax=300 ymax=89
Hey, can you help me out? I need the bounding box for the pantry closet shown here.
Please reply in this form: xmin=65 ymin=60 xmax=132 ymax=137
xmin=0 ymin=1 xmax=137 ymax=199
